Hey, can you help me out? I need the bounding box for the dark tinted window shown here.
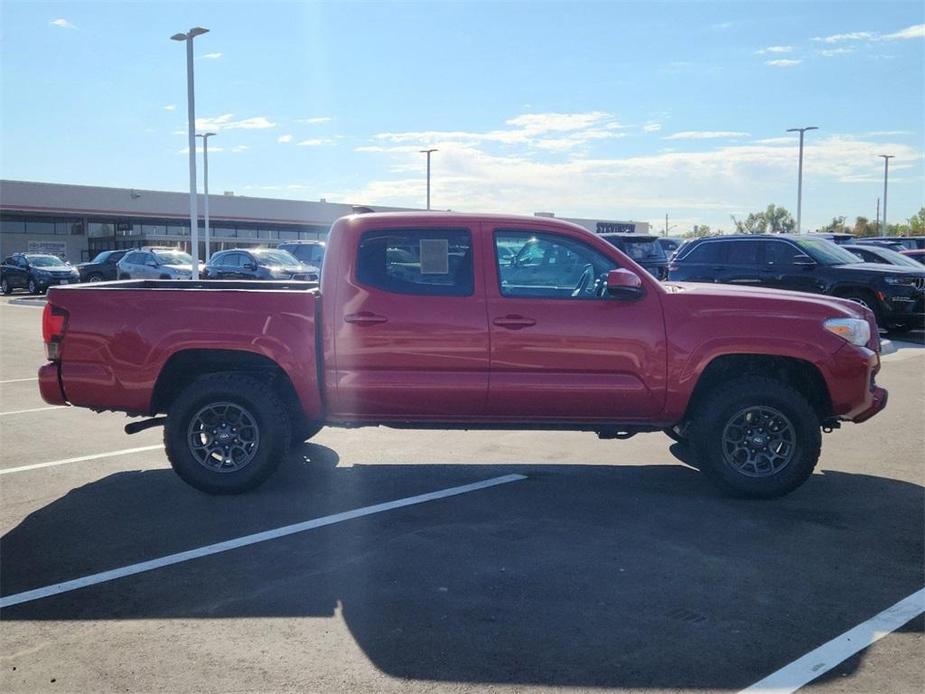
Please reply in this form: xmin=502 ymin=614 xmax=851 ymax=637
xmin=357 ymin=228 xmax=473 ymax=296
xmin=124 ymin=252 xmax=146 ymax=264
xmin=763 ymin=240 xmax=806 ymax=265
xmin=680 ymin=241 xmax=725 ymax=264
xmin=726 ymin=241 xmax=760 ymax=265
xmin=496 ymin=231 xmax=616 ymax=299
xmin=604 ymin=236 xmax=666 ymax=261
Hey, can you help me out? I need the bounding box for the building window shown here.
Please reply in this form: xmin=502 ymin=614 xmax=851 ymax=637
xmin=214 ymin=227 xmax=236 ymax=238
xmin=237 ymin=228 xmax=258 ymax=239
xmin=278 ymin=230 xmax=299 ymax=240
xmin=0 ymin=219 xmax=26 ymax=234
xmin=88 ymin=222 xmax=114 ymax=238
xmin=141 ymin=224 xmax=168 ymax=236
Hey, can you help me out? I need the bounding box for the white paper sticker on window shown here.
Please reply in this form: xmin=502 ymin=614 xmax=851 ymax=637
xmin=419 ymin=239 xmax=449 ymax=274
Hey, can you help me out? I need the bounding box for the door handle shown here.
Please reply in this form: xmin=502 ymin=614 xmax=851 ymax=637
xmin=493 ymin=315 xmax=537 ymax=330
xmin=345 ymin=311 xmax=388 ymax=326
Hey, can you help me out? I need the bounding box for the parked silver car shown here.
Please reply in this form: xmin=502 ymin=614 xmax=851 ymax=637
xmin=117 ymin=248 xmax=204 ymax=280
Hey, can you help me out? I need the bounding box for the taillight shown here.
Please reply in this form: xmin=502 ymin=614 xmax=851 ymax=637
xmin=42 ymin=303 xmax=69 ymax=361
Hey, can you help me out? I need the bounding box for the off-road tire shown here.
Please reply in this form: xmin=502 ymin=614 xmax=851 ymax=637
xmin=87 ymin=273 xmax=104 ymax=282
xmin=689 ymin=376 xmax=821 ymax=499
xmin=164 ymin=372 xmax=291 ymax=494
xmin=842 ymin=290 xmax=885 ymax=331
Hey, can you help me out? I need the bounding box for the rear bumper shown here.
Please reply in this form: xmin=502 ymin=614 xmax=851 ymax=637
xmin=38 ymin=362 xmax=67 ymax=406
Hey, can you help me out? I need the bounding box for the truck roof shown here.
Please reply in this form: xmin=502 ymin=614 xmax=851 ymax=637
xmin=339 ymin=211 xmax=591 ymax=233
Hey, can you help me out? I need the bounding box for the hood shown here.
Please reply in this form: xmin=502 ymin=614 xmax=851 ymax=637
xmin=664 ymin=281 xmax=871 ymax=321
xmin=833 ymin=262 xmax=925 ymax=277
xmin=662 ymin=282 xmax=879 ymax=351
xmin=35 ymin=264 xmax=74 ymax=272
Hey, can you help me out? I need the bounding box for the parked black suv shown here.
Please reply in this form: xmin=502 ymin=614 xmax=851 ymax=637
xmin=204 ymin=248 xmax=319 ymax=281
xmin=277 ymin=240 xmax=325 ymax=267
xmin=667 ymin=235 xmax=925 ymax=331
xmin=1 ymin=253 xmax=80 ymax=294
xmin=76 ymin=249 xmax=128 ymax=282
xmin=861 ymin=236 xmax=925 ymax=251
xmin=599 ymin=233 xmax=669 ymax=279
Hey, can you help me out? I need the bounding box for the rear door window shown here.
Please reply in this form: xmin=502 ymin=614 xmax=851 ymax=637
xmin=726 ymin=241 xmax=760 ymax=266
xmin=357 ymin=228 xmax=473 ymax=296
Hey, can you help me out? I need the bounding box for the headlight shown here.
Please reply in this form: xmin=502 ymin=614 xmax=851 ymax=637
xmin=883 ymin=276 xmax=916 ymax=286
xmin=824 ymin=318 xmax=871 ymax=346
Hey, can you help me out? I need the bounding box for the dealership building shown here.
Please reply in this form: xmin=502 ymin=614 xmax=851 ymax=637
xmin=0 ymin=179 xmax=651 ymax=262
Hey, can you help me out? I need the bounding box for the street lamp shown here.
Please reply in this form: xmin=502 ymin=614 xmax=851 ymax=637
xmin=196 ymin=132 xmax=216 ymax=261
xmin=786 ymin=126 xmax=818 ymax=234
xmin=171 ymin=26 xmax=209 ymax=278
xmin=419 ymin=148 xmax=437 ymax=210
xmin=879 ymin=155 xmax=894 ymax=235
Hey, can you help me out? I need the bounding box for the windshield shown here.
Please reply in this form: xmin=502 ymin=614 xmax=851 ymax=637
xmin=792 ymin=238 xmax=862 ymax=266
xmin=862 ymin=247 xmax=923 ymax=268
xmin=154 ymin=250 xmax=194 ymax=265
xmin=620 ymin=238 xmax=666 ymax=261
xmin=27 ymin=255 xmax=65 ymax=267
xmin=253 ymin=249 xmax=300 ymax=265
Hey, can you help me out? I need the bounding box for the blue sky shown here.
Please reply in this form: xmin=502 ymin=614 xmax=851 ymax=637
xmin=1 ymin=1 xmax=923 ymax=232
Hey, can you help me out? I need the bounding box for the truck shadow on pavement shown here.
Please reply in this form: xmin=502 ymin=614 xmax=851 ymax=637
xmin=2 ymin=444 xmax=923 ymax=690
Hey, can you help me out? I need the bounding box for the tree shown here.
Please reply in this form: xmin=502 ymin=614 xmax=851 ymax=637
xmin=853 ymin=216 xmax=877 ymax=237
xmin=819 ymin=216 xmax=848 ymax=234
xmin=683 ymin=224 xmax=713 ymax=239
xmin=731 ymin=204 xmax=795 ymax=234
xmin=764 ymin=204 xmax=795 ymax=234
xmin=908 ymin=207 xmax=925 ymax=234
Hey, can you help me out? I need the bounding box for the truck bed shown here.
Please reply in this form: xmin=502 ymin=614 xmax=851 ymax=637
xmin=43 ymin=280 xmax=322 ymax=418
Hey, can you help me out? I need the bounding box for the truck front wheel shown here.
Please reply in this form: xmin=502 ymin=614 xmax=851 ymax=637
xmin=164 ymin=373 xmax=291 ymax=494
xmin=689 ymin=376 xmax=821 ymax=498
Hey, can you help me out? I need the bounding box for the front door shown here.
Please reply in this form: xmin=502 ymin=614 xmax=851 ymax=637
xmin=757 ymin=239 xmax=825 ymax=294
xmin=330 ymin=225 xmax=490 ymax=419
xmin=486 ymin=225 xmax=667 ymax=421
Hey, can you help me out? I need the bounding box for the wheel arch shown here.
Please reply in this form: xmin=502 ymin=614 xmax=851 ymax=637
xmin=151 ymin=348 xmax=310 ymax=432
xmin=683 ymin=354 xmax=833 ymax=425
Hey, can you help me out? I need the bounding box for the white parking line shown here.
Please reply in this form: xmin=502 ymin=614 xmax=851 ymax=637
xmin=0 ymin=406 xmax=67 ymax=416
xmin=0 ymin=377 xmax=39 ymax=384
xmin=0 ymin=445 xmax=164 ymax=475
xmin=0 ymin=473 xmax=527 ymax=609
xmin=740 ymin=587 xmax=925 ymax=694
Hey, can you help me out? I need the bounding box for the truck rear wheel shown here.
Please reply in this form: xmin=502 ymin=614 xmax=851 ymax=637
xmin=689 ymin=376 xmax=821 ymax=498
xmin=164 ymin=373 xmax=291 ymax=494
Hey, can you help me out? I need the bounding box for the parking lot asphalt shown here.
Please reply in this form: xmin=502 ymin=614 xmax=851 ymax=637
xmin=0 ymin=295 xmax=923 ymax=693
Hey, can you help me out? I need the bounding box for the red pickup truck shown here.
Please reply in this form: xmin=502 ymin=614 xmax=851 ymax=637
xmin=39 ymin=212 xmax=887 ymax=498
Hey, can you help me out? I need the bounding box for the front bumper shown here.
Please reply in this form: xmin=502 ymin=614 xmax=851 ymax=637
xmin=824 ymin=344 xmax=888 ymax=423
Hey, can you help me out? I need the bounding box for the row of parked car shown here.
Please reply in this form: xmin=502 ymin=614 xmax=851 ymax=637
xmin=0 ymin=241 xmax=326 ymax=294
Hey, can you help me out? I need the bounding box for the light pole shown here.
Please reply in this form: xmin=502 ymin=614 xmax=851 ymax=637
xmin=196 ymin=132 xmax=216 ymax=261
xmin=879 ymin=155 xmax=894 ymax=235
xmin=171 ymin=26 xmax=209 ymax=278
xmin=786 ymin=126 xmax=818 ymax=234
xmin=419 ymin=148 xmax=437 ymax=210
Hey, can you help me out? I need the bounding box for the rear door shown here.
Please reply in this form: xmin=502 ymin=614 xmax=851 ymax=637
xmin=721 ymin=240 xmax=761 ymax=285
xmin=330 ymin=225 xmax=490 ymax=419
xmin=486 ymin=224 xmax=666 ymax=420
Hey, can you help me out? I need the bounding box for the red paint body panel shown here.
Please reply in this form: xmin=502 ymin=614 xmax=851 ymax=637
xmin=39 ymin=211 xmax=886 ymax=430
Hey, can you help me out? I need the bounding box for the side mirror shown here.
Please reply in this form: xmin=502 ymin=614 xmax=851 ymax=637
xmin=605 ymin=268 xmax=645 ymax=300
xmin=245 ymin=262 xmax=257 ymax=271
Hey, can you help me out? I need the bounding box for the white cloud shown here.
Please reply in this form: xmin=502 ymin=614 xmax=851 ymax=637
xmin=817 ymin=47 xmax=855 ymax=57
xmin=163 ymin=104 xmax=176 ymax=111
xmin=813 ymin=31 xmax=875 ymax=44
xmin=643 ymin=123 xmax=662 ymax=133
xmin=297 ymin=117 xmax=332 ymax=124
xmin=195 ymin=114 xmax=276 ymax=131
xmin=756 ymin=46 xmax=793 ymax=54
xmin=883 ymin=24 xmax=925 ymax=41
xmin=812 ymin=24 xmax=923 ymax=45
xmin=663 ymin=131 xmax=750 ymax=140
xmin=346 ymin=115 xmax=923 ymax=228
xmin=277 ymin=134 xmax=293 ymax=143
xmin=864 ymin=130 xmax=912 ymax=137
xmin=765 ymin=59 xmax=802 ymax=67
xmin=297 ymin=138 xmax=334 ymax=146
xmin=373 ymin=111 xmax=627 ymax=151
xmin=231 ymin=145 xmax=249 ymax=153
xmin=198 ymin=52 xmax=223 ymax=60
xmin=49 ymin=18 xmax=76 ymax=29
